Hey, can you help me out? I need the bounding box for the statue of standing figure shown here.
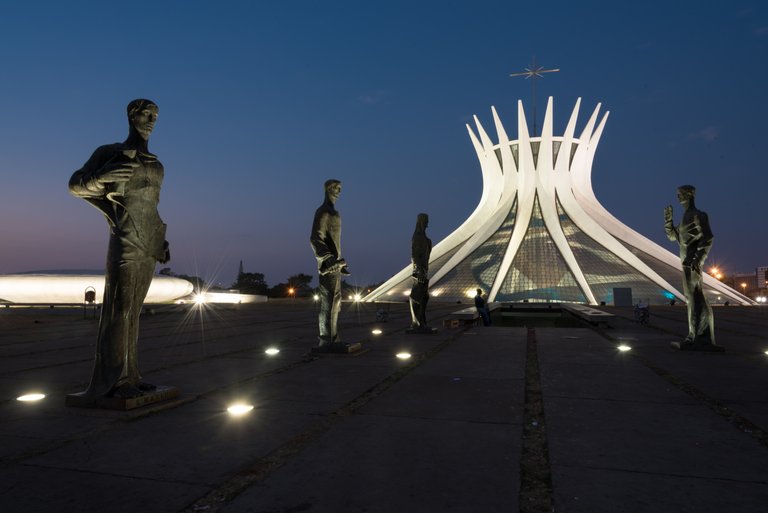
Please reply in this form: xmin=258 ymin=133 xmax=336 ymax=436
xmin=310 ymin=179 xmax=359 ymax=353
xmin=67 ymin=99 xmax=173 ymax=405
xmin=407 ymin=213 xmax=436 ymax=334
xmin=664 ymin=185 xmax=722 ymax=351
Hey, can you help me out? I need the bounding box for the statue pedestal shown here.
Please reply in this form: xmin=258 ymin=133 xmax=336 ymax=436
xmin=66 ymin=385 xmax=180 ymax=410
xmin=311 ymin=342 xmax=363 ymax=355
xmin=670 ymin=341 xmax=725 ymax=353
xmin=406 ymin=326 xmax=438 ymax=335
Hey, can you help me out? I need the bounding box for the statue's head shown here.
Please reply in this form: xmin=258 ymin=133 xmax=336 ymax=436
xmin=127 ymin=99 xmax=158 ymax=140
xmin=416 ymin=213 xmax=429 ymax=230
xmin=324 ymin=179 xmax=342 ymax=203
xmin=677 ymin=185 xmax=696 ymax=204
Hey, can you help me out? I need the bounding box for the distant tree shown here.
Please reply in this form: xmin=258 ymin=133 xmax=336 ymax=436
xmin=233 ymin=272 xmax=268 ymax=295
xmin=176 ymin=274 xmax=208 ymax=293
xmin=287 ymin=273 xmax=314 ymax=296
xmin=157 ymin=267 xmax=206 ymax=292
xmin=268 ymin=282 xmax=288 ymax=298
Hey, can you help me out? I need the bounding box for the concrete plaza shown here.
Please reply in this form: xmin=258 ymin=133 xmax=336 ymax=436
xmin=1 ymin=300 xmax=767 ymax=512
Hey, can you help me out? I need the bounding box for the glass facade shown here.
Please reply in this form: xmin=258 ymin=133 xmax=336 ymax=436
xmin=618 ymin=240 xmax=735 ymax=304
xmin=430 ymin=199 xmax=518 ymax=299
xmin=557 ymin=198 xmax=670 ymax=305
xmin=619 ymin=240 xmax=683 ymax=293
xmin=493 ymin=141 xmax=569 ymax=170
xmin=496 ymin=196 xmax=586 ymax=303
xmin=378 ymin=243 xmax=465 ymax=300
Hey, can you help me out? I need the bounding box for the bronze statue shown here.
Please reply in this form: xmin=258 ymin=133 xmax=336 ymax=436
xmin=310 ymin=179 xmax=352 ymax=352
xmin=664 ymin=185 xmax=721 ymax=351
xmin=407 ymin=213 xmax=436 ymax=333
xmin=69 ymin=99 xmax=171 ymax=400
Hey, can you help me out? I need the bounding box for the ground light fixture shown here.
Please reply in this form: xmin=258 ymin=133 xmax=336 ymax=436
xmin=194 ymin=294 xmax=206 ymax=305
xmin=17 ymin=393 xmax=45 ymax=402
xmin=227 ymin=403 xmax=254 ymax=416
xmin=264 ymin=348 xmax=280 ymax=356
xmin=617 ymin=344 xmax=632 ymax=352
xmin=396 ymin=352 xmax=412 ymax=360
xmin=371 ymin=329 xmax=383 ymax=335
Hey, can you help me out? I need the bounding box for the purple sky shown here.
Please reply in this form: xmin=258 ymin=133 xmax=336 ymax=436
xmin=0 ymin=1 xmax=766 ymax=288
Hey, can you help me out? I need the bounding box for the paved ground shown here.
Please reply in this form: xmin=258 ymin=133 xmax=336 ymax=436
xmin=1 ymin=300 xmax=767 ymax=512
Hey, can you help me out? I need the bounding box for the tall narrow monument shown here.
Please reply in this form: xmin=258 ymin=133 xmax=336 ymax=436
xmin=365 ymin=98 xmax=752 ymax=306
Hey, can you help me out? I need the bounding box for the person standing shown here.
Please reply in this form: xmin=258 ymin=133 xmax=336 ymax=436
xmin=474 ymin=288 xmax=491 ymax=326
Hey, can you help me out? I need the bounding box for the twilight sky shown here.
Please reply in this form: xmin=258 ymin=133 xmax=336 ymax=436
xmin=0 ymin=1 xmax=766 ymax=288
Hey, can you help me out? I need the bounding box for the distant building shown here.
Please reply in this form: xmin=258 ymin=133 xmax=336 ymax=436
xmin=0 ymin=274 xmax=192 ymax=304
xmin=731 ymin=273 xmax=757 ymax=295
xmin=758 ymin=266 xmax=768 ymax=289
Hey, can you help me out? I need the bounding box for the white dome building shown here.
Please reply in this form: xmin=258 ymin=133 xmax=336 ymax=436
xmin=0 ymin=274 xmax=193 ymax=304
xmin=365 ymin=98 xmax=751 ymax=306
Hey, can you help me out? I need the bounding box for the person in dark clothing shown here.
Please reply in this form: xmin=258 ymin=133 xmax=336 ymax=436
xmin=474 ymin=288 xmax=491 ymax=326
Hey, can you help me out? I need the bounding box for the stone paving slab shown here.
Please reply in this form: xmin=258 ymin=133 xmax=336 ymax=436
xmin=141 ymin=355 xmax=292 ymax=395
xmin=220 ymin=414 xmax=521 ymax=513
xmin=598 ymin=313 xmax=768 ymax=435
xmin=0 ymin=403 xmax=111 ymax=441
xmin=0 ymin=464 xmax=210 ymax=513
xmin=1 ymin=303 xmax=768 ymax=513
xmin=22 ymin=397 xmax=319 ymax=486
xmin=251 ymin=361 xmax=398 ymax=407
xmin=540 ymin=360 xmax=696 ymax=404
xmin=551 ymin=465 xmax=768 ymax=513
xmin=0 ymin=363 xmax=93 ymax=401
xmin=723 ymin=400 xmax=768 ymax=432
xmin=641 ymin=352 xmax=768 ymax=400
xmin=545 ymin=396 xmax=768 ymax=481
xmin=360 ymin=373 xmax=523 ymax=424
xmin=0 ymin=353 xmax=92 ymax=376
xmin=537 ymin=325 xmax=768 ymax=512
xmin=412 ymin=328 xmax=526 ymax=379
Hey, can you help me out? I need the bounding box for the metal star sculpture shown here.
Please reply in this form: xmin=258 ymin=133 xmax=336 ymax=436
xmin=510 ymin=57 xmax=559 ymax=136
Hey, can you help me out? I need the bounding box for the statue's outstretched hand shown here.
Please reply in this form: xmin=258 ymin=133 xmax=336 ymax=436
xmin=664 ymin=205 xmax=673 ymax=222
xmin=320 ymin=258 xmax=349 ymax=276
xmin=97 ymin=161 xmax=139 ymax=184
